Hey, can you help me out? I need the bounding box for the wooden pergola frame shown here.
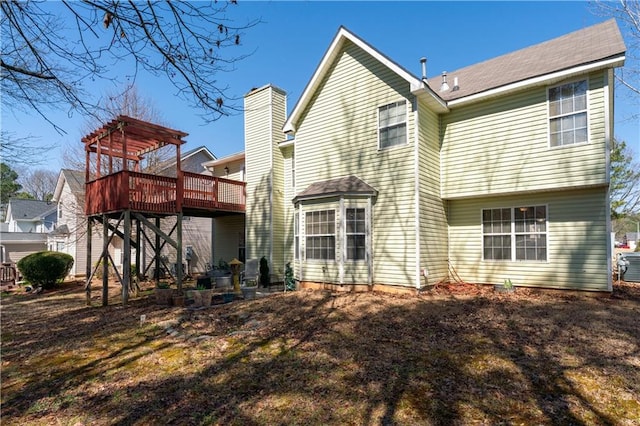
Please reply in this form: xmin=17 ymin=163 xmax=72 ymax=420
xmin=83 ymin=116 xmax=189 ymax=306
xmin=83 ymin=115 xmax=188 ymax=180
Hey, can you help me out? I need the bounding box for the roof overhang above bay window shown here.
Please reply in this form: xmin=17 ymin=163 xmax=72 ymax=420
xmin=293 ymin=175 xmax=378 ymax=204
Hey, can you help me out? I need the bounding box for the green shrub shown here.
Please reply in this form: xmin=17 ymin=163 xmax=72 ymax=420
xmin=17 ymin=251 xmax=74 ymax=289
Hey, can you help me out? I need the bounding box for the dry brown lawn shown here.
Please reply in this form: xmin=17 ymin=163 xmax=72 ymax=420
xmin=1 ymin=279 xmax=639 ymax=425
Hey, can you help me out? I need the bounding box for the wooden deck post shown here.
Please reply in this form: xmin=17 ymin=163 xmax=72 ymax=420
xmin=176 ymin=213 xmax=183 ymax=293
xmin=102 ymin=215 xmax=109 ymax=306
xmin=135 ymin=218 xmax=141 ymax=281
xmin=122 ymin=210 xmax=131 ymax=306
xmin=85 ymin=217 xmax=93 ymax=306
xmin=155 ymin=217 xmax=161 ymax=285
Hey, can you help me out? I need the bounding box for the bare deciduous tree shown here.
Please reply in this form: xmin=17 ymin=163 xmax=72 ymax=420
xmin=1 ymin=0 xmax=259 ymax=134
xmin=63 ymin=84 xmax=170 ymax=172
xmin=18 ymin=168 xmax=58 ymax=201
xmin=593 ymin=1 xmax=639 ymax=119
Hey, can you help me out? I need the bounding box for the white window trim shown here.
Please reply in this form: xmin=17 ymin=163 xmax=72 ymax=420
xmin=547 ymin=77 xmax=590 ymax=149
xmin=481 ymin=205 xmax=549 ymax=263
xmin=377 ymin=99 xmax=409 ymax=150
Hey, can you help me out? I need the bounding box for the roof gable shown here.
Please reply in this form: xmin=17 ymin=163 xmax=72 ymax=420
xmin=429 ymin=19 xmax=625 ymax=103
xmin=6 ymin=198 xmax=57 ymax=221
xmin=53 ymin=169 xmax=85 ymax=202
xmin=283 ymin=26 xmax=444 ymax=134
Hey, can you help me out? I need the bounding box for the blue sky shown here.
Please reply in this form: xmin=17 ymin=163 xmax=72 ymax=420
xmin=2 ymin=1 xmax=638 ymax=171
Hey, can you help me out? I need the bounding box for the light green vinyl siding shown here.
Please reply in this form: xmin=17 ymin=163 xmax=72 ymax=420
xmin=282 ymin=146 xmax=296 ymax=276
xmin=417 ymin=100 xmax=449 ymax=285
xmin=441 ymin=71 xmax=608 ymax=199
xmin=244 ymin=86 xmax=287 ymax=266
xmin=293 ymin=40 xmax=417 ymax=287
xmin=448 ymin=187 xmax=609 ymax=291
xmin=270 ymin=93 xmax=287 ymax=279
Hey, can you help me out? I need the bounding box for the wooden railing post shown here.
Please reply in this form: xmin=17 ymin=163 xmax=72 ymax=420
xmin=176 ymin=170 xmax=184 ymax=212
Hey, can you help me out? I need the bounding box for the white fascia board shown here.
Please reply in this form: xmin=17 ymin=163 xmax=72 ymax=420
xmin=411 ymin=81 xmax=449 ymax=113
xmin=447 ymin=56 xmax=625 ymax=108
xmin=283 ymin=26 xmax=426 ymax=134
xmin=52 ymin=171 xmax=66 ymax=202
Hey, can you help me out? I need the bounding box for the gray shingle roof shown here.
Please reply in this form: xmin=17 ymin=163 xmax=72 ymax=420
xmin=428 ymin=19 xmax=626 ymax=101
xmin=294 ymin=175 xmax=378 ymax=202
xmin=8 ymin=199 xmax=57 ymax=221
xmin=61 ymin=169 xmax=85 ymax=194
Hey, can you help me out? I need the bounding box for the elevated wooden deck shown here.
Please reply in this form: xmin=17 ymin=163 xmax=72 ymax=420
xmin=85 ymin=170 xmax=245 ymax=217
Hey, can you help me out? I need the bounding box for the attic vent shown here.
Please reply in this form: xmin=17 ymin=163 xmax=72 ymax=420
xmin=440 ymin=71 xmax=450 ymax=92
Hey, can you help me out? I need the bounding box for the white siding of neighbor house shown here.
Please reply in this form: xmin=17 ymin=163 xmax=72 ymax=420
xmin=416 ymin=100 xmax=449 ymax=286
xmin=292 ymin=39 xmax=417 ymax=287
xmin=441 ymin=71 xmax=608 ymax=199
xmin=57 ymin=179 xmax=104 ymax=278
xmin=447 ymin=187 xmax=610 ymax=291
xmin=244 ymin=85 xmax=287 ymax=276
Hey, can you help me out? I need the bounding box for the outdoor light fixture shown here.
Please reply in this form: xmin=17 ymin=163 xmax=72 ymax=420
xmin=224 ymin=166 xmax=229 ymax=176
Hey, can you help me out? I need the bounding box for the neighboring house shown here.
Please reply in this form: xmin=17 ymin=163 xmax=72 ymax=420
xmin=52 ymin=146 xmax=217 ymax=278
xmin=50 ymin=169 xmax=103 ymax=277
xmin=1 ymin=198 xmax=56 ymax=264
xmin=4 ymin=198 xmax=57 ymax=233
xmin=233 ymin=20 xmax=624 ymax=292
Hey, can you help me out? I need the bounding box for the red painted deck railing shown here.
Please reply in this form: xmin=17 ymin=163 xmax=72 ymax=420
xmin=85 ymin=170 xmax=246 ymax=216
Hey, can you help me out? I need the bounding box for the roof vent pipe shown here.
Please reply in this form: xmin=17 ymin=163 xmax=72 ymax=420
xmin=452 ymin=77 xmax=459 ymax=91
xmin=440 ymin=71 xmax=450 ymax=92
xmin=420 ymin=57 xmax=427 ymax=80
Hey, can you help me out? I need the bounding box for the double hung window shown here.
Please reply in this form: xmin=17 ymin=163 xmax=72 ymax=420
xmin=483 ymin=206 xmax=547 ymax=261
xmin=378 ymin=101 xmax=407 ymax=149
xmin=305 ymin=210 xmax=335 ymax=260
xmin=345 ymin=208 xmax=366 ymax=260
xmin=549 ymin=80 xmax=587 ymax=147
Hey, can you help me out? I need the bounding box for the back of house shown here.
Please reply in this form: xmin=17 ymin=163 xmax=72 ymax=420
xmin=240 ymin=20 xmax=624 ymax=292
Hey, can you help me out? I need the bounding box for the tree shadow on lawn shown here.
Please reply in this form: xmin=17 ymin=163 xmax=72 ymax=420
xmin=2 ymin=287 xmax=639 ymax=425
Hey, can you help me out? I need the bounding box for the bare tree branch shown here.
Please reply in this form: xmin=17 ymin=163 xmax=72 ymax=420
xmin=1 ymin=0 xmax=260 ymax=132
xmin=0 ymin=131 xmax=56 ymax=166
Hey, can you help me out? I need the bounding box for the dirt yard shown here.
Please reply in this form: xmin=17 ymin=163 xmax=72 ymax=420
xmin=1 ymin=279 xmax=639 ymax=425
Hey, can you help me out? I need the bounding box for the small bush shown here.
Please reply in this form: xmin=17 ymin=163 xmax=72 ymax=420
xmin=17 ymin=251 xmax=74 ymax=290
